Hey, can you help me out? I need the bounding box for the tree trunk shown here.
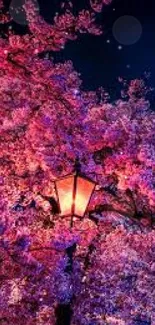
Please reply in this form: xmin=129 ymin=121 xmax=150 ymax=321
xmin=55 ymin=243 xmax=76 ymax=325
xmin=55 ymin=304 xmax=73 ymax=325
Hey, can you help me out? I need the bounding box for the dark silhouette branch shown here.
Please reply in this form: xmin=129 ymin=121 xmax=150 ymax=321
xmin=97 ymin=185 xmax=154 ymax=227
xmin=0 ymin=317 xmax=9 ymax=324
xmin=84 ymin=240 xmax=97 ymax=271
xmin=89 ymin=203 xmax=144 ymax=232
xmin=102 ymin=186 xmax=134 ymax=210
xmin=38 ymin=192 xmax=60 ymax=214
xmin=7 ymin=52 xmax=32 ymax=76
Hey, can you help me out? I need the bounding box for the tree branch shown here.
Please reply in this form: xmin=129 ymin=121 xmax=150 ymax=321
xmin=7 ymin=52 xmax=32 ymax=77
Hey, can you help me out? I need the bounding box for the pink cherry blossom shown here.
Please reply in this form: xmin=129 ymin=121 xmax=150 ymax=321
xmin=0 ymin=0 xmax=155 ymax=324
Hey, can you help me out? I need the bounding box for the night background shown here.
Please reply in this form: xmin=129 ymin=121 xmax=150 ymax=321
xmin=45 ymin=0 xmax=155 ymax=98
xmin=3 ymin=0 xmax=155 ymax=97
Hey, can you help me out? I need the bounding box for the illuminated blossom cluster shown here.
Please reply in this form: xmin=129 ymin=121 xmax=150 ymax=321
xmin=73 ymin=223 xmax=155 ymax=325
xmin=0 ymin=0 xmax=155 ymax=324
xmin=90 ymin=0 xmax=112 ymax=12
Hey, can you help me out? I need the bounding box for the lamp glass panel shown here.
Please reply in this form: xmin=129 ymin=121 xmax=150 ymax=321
xmin=56 ymin=176 xmax=74 ymax=216
xmin=75 ymin=176 xmax=95 ymax=217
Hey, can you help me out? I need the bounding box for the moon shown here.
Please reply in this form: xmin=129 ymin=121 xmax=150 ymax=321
xmin=112 ymin=15 xmax=142 ymax=45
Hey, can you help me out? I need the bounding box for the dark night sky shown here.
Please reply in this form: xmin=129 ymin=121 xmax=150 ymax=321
xmin=2 ymin=0 xmax=155 ymax=98
xmin=44 ymin=0 xmax=155 ymax=98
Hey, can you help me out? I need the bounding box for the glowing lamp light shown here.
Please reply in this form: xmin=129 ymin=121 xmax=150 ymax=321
xmin=55 ymin=172 xmax=96 ymax=218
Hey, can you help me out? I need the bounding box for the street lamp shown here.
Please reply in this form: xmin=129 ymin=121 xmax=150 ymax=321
xmin=54 ymin=158 xmax=96 ymax=227
xmin=54 ymin=159 xmax=97 ymax=325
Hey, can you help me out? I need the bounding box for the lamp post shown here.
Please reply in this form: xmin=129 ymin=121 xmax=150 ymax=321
xmin=54 ymin=158 xmax=96 ymax=325
xmin=55 ymin=158 xmax=96 ymax=228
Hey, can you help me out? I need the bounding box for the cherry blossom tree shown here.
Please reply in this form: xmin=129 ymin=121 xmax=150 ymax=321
xmin=0 ymin=0 xmax=155 ymax=324
xmin=73 ymin=221 xmax=155 ymax=325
